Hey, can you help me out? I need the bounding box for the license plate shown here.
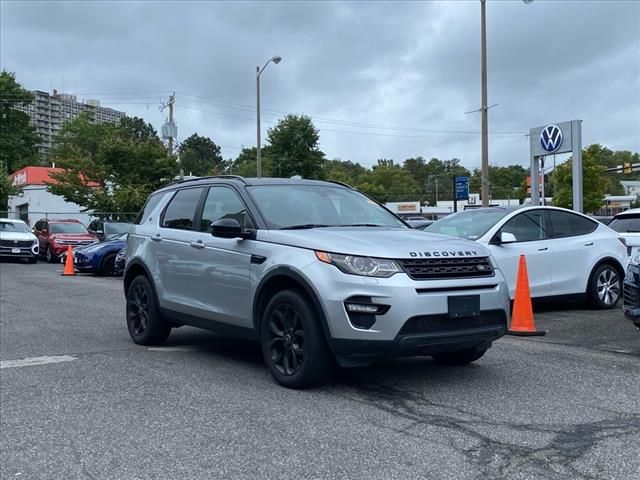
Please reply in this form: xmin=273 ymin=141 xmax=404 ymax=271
xmin=448 ymin=295 xmax=480 ymax=319
xmin=11 ymin=248 xmax=20 ymax=254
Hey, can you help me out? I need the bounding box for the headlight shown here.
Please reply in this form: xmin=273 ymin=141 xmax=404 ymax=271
xmin=630 ymin=254 xmax=640 ymax=267
xmin=315 ymin=251 xmax=400 ymax=278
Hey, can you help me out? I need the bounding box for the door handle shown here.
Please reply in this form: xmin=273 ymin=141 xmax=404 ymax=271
xmin=538 ymin=247 xmax=548 ymax=251
xmin=190 ymin=241 xmax=205 ymax=249
xmin=150 ymin=235 xmax=162 ymax=243
xmin=584 ymin=242 xmax=594 ymax=246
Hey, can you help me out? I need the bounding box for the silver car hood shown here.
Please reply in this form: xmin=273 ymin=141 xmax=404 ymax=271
xmin=0 ymin=231 xmax=37 ymax=242
xmin=264 ymin=227 xmax=491 ymax=259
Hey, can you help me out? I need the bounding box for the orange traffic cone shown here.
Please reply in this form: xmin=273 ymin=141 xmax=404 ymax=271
xmin=508 ymin=254 xmax=545 ymax=336
xmin=62 ymin=245 xmax=76 ymax=276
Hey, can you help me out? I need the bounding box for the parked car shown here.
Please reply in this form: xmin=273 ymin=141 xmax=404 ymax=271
xmin=114 ymin=246 xmax=127 ymax=275
xmin=607 ymin=208 xmax=640 ymax=257
xmin=623 ymin=254 xmax=640 ymax=331
xmin=88 ymin=219 xmax=131 ymax=242
xmin=0 ymin=218 xmax=39 ymax=263
xmin=590 ymin=215 xmax=613 ymax=225
xmin=425 ymin=206 xmax=627 ymax=309
xmin=124 ymin=176 xmax=511 ymax=388
xmin=406 ymin=219 xmax=435 ymax=230
xmin=33 ymin=218 xmax=98 ymax=263
xmin=72 ymin=233 xmax=127 ymax=276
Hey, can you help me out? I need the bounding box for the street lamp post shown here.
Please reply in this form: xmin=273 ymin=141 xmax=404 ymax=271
xmin=256 ymin=55 xmax=282 ymax=178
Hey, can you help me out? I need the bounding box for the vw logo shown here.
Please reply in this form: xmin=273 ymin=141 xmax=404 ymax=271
xmin=540 ymin=124 xmax=563 ymax=153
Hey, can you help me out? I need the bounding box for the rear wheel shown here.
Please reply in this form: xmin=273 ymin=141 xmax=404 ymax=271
xmin=260 ymin=289 xmax=332 ymax=389
xmin=99 ymin=253 xmax=117 ymax=276
xmin=46 ymin=245 xmax=57 ymax=263
xmin=432 ymin=347 xmax=488 ymax=365
xmin=126 ymin=275 xmax=170 ymax=345
xmin=589 ymin=264 xmax=621 ymax=309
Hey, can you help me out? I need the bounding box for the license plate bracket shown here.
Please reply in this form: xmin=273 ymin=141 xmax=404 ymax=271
xmin=448 ymin=295 xmax=480 ymax=319
xmin=11 ymin=247 xmax=20 ymax=254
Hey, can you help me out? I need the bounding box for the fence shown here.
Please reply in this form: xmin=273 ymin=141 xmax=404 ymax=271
xmin=0 ymin=211 xmax=139 ymax=226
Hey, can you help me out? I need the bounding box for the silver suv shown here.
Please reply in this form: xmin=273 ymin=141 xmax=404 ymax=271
xmin=124 ymin=176 xmax=510 ymax=388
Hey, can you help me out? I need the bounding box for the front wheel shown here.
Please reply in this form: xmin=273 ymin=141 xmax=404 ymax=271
xmin=126 ymin=276 xmax=170 ymax=345
xmin=589 ymin=264 xmax=621 ymax=309
xmin=46 ymin=245 xmax=57 ymax=263
xmin=260 ymin=289 xmax=332 ymax=389
xmin=99 ymin=253 xmax=117 ymax=276
xmin=432 ymin=347 xmax=488 ymax=365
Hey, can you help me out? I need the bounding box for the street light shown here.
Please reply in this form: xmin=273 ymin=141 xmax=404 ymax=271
xmin=256 ymin=55 xmax=282 ymax=178
xmin=479 ymin=0 xmax=531 ymax=206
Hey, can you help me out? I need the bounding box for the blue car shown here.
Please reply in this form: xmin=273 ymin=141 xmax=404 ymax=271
xmin=74 ymin=233 xmax=127 ymax=276
xmin=623 ymin=255 xmax=640 ymax=331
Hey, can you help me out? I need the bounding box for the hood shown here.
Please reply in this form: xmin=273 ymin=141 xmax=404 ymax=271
xmin=51 ymin=233 xmax=96 ymax=241
xmin=77 ymin=238 xmax=126 ymax=254
xmin=264 ymin=227 xmax=491 ymax=259
xmin=0 ymin=231 xmax=37 ymax=242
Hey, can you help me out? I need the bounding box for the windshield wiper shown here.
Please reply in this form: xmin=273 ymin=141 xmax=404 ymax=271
xmin=336 ymin=223 xmax=385 ymax=227
xmin=280 ymin=224 xmax=332 ymax=230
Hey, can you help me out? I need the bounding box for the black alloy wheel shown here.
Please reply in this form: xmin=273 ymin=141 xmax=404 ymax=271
xmin=126 ymin=276 xmax=170 ymax=345
xmin=267 ymin=303 xmax=306 ymax=376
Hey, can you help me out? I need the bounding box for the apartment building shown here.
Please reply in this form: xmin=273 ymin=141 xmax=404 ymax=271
xmin=14 ymin=90 xmax=126 ymax=157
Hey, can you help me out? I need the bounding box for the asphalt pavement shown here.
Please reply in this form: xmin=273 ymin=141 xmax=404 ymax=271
xmin=1 ymin=260 xmax=639 ymax=480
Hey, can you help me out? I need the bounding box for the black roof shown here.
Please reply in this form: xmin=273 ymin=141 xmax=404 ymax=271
xmin=157 ymin=175 xmax=353 ymax=192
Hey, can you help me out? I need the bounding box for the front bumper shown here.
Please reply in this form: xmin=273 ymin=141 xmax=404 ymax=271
xmin=307 ymin=261 xmax=511 ymax=354
xmin=0 ymin=245 xmax=38 ymax=258
xmin=623 ymin=264 xmax=640 ymax=329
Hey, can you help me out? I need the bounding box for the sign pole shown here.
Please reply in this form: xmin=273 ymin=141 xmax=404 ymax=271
xmin=453 ymin=176 xmax=457 ymax=213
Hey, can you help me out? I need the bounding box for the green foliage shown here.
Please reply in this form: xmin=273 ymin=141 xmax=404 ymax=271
xmin=0 ymin=71 xmax=42 ymax=176
xmin=0 ymin=159 xmax=21 ymax=211
xmin=179 ymin=133 xmax=224 ymax=176
xmin=551 ymin=144 xmax=612 ymax=213
xmin=47 ymin=114 xmax=177 ymax=213
xmin=470 ymin=165 xmax=528 ymax=201
xmin=267 ymin=115 xmax=325 ymax=179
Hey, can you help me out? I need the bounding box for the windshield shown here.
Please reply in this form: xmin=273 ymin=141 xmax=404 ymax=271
xmin=248 ymin=185 xmax=407 ymax=229
xmin=104 ymin=223 xmax=130 ymax=235
xmin=608 ymin=214 xmax=640 ymax=233
xmin=50 ymin=223 xmax=88 ymax=234
xmin=0 ymin=221 xmax=29 ymax=233
xmin=425 ymin=209 xmax=512 ymax=240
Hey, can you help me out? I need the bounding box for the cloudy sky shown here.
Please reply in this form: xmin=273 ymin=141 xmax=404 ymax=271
xmin=1 ymin=0 xmax=639 ymax=171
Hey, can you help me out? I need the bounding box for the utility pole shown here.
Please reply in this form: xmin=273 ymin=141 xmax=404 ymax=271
xmin=168 ymin=92 xmax=175 ymax=158
xmin=256 ymin=66 xmax=262 ymax=178
xmin=480 ymin=0 xmax=490 ymax=207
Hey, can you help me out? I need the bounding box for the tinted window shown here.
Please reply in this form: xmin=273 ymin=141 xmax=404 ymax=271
xmin=200 ymin=187 xmax=253 ymax=232
xmin=248 ymin=185 xmax=406 ymax=229
xmin=501 ymin=210 xmax=548 ymax=242
xmin=50 ymin=223 xmax=89 ymax=234
xmin=546 ymin=210 xmax=597 ymax=238
xmin=425 ymin=209 xmax=512 ymax=240
xmin=608 ymin=214 xmax=640 ymax=233
xmin=134 ymin=193 xmax=164 ymax=225
xmin=161 ymin=188 xmax=204 ymax=230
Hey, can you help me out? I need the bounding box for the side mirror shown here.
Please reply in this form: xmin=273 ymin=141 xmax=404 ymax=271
xmin=211 ymin=218 xmax=243 ymax=239
xmin=499 ymin=232 xmax=517 ymax=244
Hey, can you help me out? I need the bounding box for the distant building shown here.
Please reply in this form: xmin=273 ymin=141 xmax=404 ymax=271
xmin=7 ymin=166 xmax=91 ymax=226
xmin=13 ymin=90 xmax=126 ymax=157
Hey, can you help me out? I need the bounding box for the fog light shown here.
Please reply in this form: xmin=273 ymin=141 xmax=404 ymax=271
xmin=346 ymin=303 xmax=381 ymax=314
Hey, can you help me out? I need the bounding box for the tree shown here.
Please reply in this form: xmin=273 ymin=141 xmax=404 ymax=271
xmin=178 ymin=133 xmax=224 ymax=176
xmin=0 ymin=71 xmax=42 ymax=209
xmin=356 ymin=160 xmax=421 ymax=203
xmin=229 ymin=146 xmax=274 ymax=177
xmin=47 ymin=114 xmax=177 ymax=214
xmin=551 ymin=145 xmax=610 ymax=213
xmin=266 ymin=115 xmax=325 ymax=178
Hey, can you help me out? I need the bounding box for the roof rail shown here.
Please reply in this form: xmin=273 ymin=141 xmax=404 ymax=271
xmin=165 ymin=175 xmax=248 ymax=187
xmin=325 ymin=180 xmax=355 ymax=190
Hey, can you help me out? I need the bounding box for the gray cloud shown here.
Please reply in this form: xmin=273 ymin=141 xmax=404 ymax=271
xmin=1 ymin=0 xmax=638 ymax=171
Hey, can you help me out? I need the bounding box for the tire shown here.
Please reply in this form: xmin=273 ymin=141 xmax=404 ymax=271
xmin=126 ymin=275 xmax=170 ymax=346
xmin=46 ymin=245 xmax=57 ymax=263
xmin=589 ymin=263 xmax=621 ymax=309
xmin=432 ymin=346 xmax=488 ymax=365
xmin=99 ymin=253 xmax=117 ymax=276
xmin=260 ymin=289 xmax=332 ymax=389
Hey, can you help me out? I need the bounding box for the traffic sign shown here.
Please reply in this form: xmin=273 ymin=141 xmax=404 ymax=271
xmin=455 ymin=176 xmax=469 ymax=200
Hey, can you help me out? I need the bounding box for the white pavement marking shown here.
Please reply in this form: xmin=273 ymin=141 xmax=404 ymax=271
xmin=0 ymin=355 xmax=77 ymax=369
xmin=147 ymin=346 xmax=203 ymax=352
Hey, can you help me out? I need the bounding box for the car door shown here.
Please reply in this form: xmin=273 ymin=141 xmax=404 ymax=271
xmin=186 ymin=185 xmax=255 ymax=328
xmin=490 ymin=209 xmax=553 ymax=299
xmin=154 ymin=187 xmax=206 ymax=313
xmin=545 ymin=209 xmax=599 ymax=296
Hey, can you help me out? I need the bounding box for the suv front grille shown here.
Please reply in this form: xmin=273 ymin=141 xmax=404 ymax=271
xmin=57 ymin=239 xmax=93 ymax=246
xmin=0 ymin=240 xmax=33 ymax=248
xmin=397 ymin=257 xmax=494 ymax=281
xmin=399 ymin=310 xmax=506 ymax=335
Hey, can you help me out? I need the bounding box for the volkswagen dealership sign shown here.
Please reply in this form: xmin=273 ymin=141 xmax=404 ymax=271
xmin=540 ymin=124 xmax=563 ymax=153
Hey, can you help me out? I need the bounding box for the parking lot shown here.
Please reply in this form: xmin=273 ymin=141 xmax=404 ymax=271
xmin=1 ymin=260 xmax=639 ymax=480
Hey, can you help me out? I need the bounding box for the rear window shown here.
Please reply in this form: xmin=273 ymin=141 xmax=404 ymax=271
xmin=134 ymin=193 xmax=164 ymax=225
xmin=608 ymin=214 xmax=640 ymax=233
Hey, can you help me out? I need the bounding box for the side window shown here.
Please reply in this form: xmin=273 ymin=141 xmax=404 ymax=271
xmin=200 ymin=187 xmax=253 ymax=232
xmin=547 ymin=210 xmax=597 ymax=238
xmin=134 ymin=193 xmax=165 ymax=225
xmin=501 ymin=210 xmax=548 ymax=242
xmin=161 ymin=188 xmax=204 ymax=230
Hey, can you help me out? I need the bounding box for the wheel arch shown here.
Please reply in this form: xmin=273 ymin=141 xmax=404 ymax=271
xmin=253 ymin=267 xmax=333 ymax=344
xmin=586 ymin=256 xmax=625 ymax=294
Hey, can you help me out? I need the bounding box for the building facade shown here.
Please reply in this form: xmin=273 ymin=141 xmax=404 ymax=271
xmin=14 ymin=90 xmax=126 ymax=157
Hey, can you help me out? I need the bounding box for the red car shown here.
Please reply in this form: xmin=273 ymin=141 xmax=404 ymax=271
xmin=33 ymin=218 xmax=98 ymax=263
